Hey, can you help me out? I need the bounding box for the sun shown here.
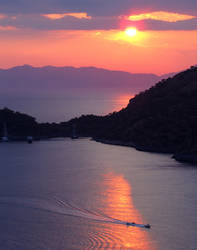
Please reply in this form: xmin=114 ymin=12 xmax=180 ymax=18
xmin=125 ymin=27 xmax=138 ymax=37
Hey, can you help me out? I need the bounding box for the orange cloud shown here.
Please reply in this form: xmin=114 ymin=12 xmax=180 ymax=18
xmin=43 ymin=12 xmax=92 ymax=20
xmin=0 ymin=14 xmax=6 ymax=19
xmin=127 ymin=11 xmax=196 ymax=22
xmin=0 ymin=26 xmax=17 ymax=31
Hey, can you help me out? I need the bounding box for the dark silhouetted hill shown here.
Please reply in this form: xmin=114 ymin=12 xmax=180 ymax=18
xmin=0 ymin=108 xmax=39 ymax=139
xmin=67 ymin=65 xmax=197 ymax=162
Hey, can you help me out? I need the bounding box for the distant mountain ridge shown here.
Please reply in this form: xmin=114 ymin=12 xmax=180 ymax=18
xmin=0 ymin=64 xmax=175 ymax=122
xmin=0 ymin=65 xmax=175 ymax=94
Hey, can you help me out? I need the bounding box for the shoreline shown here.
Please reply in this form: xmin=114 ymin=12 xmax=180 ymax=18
xmin=94 ymin=138 xmax=197 ymax=164
xmin=94 ymin=138 xmax=172 ymax=153
xmin=2 ymin=135 xmax=197 ymax=164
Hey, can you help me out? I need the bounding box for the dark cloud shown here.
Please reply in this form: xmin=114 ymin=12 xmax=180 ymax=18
xmin=0 ymin=0 xmax=197 ymax=16
xmin=0 ymin=15 xmax=119 ymax=30
xmin=0 ymin=14 xmax=196 ymax=31
xmin=0 ymin=0 xmax=196 ymax=31
xmin=144 ymin=18 xmax=197 ymax=31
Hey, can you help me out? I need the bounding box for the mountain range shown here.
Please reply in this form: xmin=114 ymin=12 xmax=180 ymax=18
xmin=0 ymin=65 xmax=176 ymax=121
xmin=0 ymin=65 xmax=175 ymax=94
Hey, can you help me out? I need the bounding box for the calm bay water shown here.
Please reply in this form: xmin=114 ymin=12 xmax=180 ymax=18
xmin=0 ymin=138 xmax=197 ymax=249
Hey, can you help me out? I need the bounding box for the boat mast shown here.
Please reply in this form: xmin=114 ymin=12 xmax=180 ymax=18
xmin=3 ymin=122 xmax=7 ymax=137
xmin=2 ymin=122 xmax=8 ymax=141
xmin=71 ymin=123 xmax=78 ymax=139
xmin=72 ymin=124 xmax=76 ymax=137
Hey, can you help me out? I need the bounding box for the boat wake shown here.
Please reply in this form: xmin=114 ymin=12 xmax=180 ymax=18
xmin=0 ymin=196 xmax=149 ymax=229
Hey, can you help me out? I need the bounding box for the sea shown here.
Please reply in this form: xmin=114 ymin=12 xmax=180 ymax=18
xmin=0 ymin=138 xmax=197 ymax=249
xmin=0 ymin=88 xmax=134 ymax=122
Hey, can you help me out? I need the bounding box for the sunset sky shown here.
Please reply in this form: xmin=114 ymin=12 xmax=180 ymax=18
xmin=0 ymin=0 xmax=197 ymax=74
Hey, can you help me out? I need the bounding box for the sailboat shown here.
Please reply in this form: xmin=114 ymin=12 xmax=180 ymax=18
xmin=27 ymin=136 xmax=33 ymax=144
xmin=2 ymin=122 xmax=8 ymax=142
xmin=71 ymin=124 xmax=79 ymax=139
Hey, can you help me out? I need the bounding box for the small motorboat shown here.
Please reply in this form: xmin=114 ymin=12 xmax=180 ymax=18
xmin=126 ymin=222 xmax=151 ymax=229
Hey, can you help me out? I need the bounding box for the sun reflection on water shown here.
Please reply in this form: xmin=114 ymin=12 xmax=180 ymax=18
xmin=99 ymin=172 xmax=156 ymax=249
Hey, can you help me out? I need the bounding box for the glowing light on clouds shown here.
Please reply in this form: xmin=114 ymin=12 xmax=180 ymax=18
xmin=43 ymin=12 xmax=92 ymax=20
xmin=106 ymin=28 xmax=147 ymax=46
xmin=128 ymin=11 xmax=196 ymax=23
